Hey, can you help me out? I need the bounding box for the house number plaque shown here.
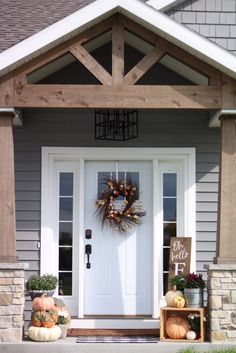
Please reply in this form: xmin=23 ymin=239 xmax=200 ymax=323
xmin=168 ymin=237 xmax=192 ymax=288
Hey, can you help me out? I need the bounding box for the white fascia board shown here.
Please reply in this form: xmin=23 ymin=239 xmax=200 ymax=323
xmin=147 ymin=0 xmax=185 ymax=12
xmin=0 ymin=0 xmax=236 ymax=80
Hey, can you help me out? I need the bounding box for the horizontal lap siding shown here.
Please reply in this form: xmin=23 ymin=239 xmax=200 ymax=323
xmin=14 ymin=109 xmax=219 ymax=280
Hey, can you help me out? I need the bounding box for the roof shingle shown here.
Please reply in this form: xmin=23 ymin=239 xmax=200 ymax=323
xmin=0 ymin=0 xmax=93 ymax=52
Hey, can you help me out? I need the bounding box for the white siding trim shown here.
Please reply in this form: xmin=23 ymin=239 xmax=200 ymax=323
xmin=0 ymin=0 xmax=236 ymax=79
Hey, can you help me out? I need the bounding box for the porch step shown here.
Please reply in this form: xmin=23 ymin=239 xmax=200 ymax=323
xmin=68 ymin=328 xmax=159 ymax=337
xmin=70 ymin=318 xmax=159 ymax=330
xmin=0 ymin=340 xmax=221 ymax=353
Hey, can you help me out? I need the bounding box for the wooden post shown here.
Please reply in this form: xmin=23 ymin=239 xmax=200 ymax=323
xmin=0 ymin=112 xmax=18 ymax=262
xmin=215 ymin=115 xmax=236 ymax=264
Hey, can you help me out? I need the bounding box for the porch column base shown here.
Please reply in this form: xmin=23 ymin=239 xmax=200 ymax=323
xmin=0 ymin=256 xmax=18 ymax=263
xmin=205 ymin=264 xmax=236 ymax=343
xmin=0 ymin=263 xmax=28 ymax=342
xmin=214 ymin=257 xmax=236 ymax=264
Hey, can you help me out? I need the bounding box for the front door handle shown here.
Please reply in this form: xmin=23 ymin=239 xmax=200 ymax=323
xmin=85 ymin=244 xmax=92 ymax=269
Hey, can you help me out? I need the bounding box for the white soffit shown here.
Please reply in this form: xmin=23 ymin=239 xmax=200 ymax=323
xmin=147 ymin=0 xmax=186 ymax=12
xmin=0 ymin=0 xmax=236 ymax=79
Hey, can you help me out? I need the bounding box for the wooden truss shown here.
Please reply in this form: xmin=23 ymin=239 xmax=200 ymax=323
xmin=0 ymin=14 xmax=236 ymax=109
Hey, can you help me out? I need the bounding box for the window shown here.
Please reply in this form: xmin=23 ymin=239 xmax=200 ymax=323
xmin=58 ymin=172 xmax=74 ymax=296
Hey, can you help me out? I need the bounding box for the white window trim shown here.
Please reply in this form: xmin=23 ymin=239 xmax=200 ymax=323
xmin=41 ymin=147 xmax=195 ymax=320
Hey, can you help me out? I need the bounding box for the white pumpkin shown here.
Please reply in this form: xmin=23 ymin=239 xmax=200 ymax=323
xmin=165 ymin=286 xmax=184 ymax=307
xmin=186 ymin=330 xmax=197 ymax=340
xmin=28 ymin=325 xmax=61 ymax=342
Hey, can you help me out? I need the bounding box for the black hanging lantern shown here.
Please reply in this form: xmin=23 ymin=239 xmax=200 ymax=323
xmin=95 ymin=109 xmax=138 ymax=141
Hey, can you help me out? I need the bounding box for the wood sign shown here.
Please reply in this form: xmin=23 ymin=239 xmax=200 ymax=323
xmin=168 ymin=237 xmax=192 ymax=288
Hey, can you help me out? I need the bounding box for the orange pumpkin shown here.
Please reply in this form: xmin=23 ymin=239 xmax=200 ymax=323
xmin=31 ymin=311 xmax=55 ymax=328
xmin=32 ymin=295 xmax=55 ymax=312
xmin=173 ymin=296 xmax=185 ymax=308
xmin=166 ymin=316 xmax=190 ymax=339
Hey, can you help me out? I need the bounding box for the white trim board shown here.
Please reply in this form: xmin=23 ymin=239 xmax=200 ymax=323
xmin=41 ymin=147 xmax=196 ymax=321
xmin=0 ymin=0 xmax=236 ymax=79
xmin=147 ymin=0 xmax=186 ymax=12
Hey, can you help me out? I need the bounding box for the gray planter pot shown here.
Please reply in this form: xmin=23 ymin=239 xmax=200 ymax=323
xmin=184 ymin=288 xmax=203 ymax=308
xmin=28 ymin=290 xmax=55 ymax=300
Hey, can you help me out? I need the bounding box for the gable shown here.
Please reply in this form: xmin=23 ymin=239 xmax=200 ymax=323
xmin=0 ymin=0 xmax=236 ymax=81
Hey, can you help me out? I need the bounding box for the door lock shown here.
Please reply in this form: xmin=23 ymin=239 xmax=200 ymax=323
xmin=85 ymin=244 xmax=92 ymax=269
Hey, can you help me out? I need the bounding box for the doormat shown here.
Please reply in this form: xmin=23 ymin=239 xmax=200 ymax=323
xmin=76 ymin=336 xmax=158 ymax=343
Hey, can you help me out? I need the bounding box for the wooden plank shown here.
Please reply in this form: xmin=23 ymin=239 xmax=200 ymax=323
xmin=70 ymin=44 xmax=112 ymax=85
xmin=221 ymin=74 xmax=236 ymax=109
xmin=68 ymin=329 xmax=159 ymax=337
xmin=0 ymin=114 xmax=18 ymax=262
xmin=112 ymin=16 xmax=124 ymax=85
xmin=168 ymin=238 xmax=191 ymax=288
xmin=125 ymin=46 xmax=165 ymax=85
xmin=13 ymin=16 xmax=114 ymax=78
xmin=13 ymin=84 xmax=222 ymax=109
xmin=0 ymin=76 xmax=13 ymax=107
xmin=216 ymin=116 xmax=236 ymax=263
xmin=120 ymin=15 xmax=222 ymax=84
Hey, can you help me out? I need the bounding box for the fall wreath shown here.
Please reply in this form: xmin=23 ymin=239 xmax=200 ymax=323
xmin=95 ymin=178 xmax=146 ymax=234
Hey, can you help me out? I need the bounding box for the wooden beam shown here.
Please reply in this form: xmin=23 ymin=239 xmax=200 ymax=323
xmin=125 ymin=46 xmax=165 ymax=85
xmin=216 ymin=116 xmax=236 ymax=264
xmin=0 ymin=113 xmax=18 ymax=262
xmin=120 ymin=15 xmax=222 ymax=85
xmin=13 ymin=16 xmax=114 ymax=78
xmin=13 ymin=83 xmax=222 ymax=109
xmin=112 ymin=17 xmax=124 ymax=85
xmin=222 ymin=74 xmax=236 ymax=109
xmin=0 ymin=76 xmax=13 ymax=107
xmin=70 ymin=44 xmax=112 ymax=85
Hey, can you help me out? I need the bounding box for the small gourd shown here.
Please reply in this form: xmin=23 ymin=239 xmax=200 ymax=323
xmin=173 ymin=296 xmax=185 ymax=308
xmin=32 ymin=295 xmax=55 ymax=311
xmin=31 ymin=310 xmax=55 ymax=328
xmin=165 ymin=286 xmax=184 ymax=307
xmin=28 ymin=325 xmax=61 ymax=342
xmin=186 ymin=330 xmax=197 ymax=340
xmin=165 ymin=316 xmax=190 ymax=339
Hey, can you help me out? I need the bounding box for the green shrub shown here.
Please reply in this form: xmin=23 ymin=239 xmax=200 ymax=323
xmin=26 ymin=274 xmax=58 ymax=291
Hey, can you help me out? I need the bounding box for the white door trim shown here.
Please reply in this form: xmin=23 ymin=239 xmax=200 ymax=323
xmin=41 ymin=147 xmax=196 ymax=320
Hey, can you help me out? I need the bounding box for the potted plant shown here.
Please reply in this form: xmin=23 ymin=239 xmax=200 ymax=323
xmin=26 ymin=273 xmax=58 ymax=300
xmin=183 ymin=273 xmax=205 ymax=308
xmin=169 ymin=272 xmax=205 ymax=307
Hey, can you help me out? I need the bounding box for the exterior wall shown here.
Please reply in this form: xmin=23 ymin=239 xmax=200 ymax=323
xmin=14 ymin=108 xmax=220 ymax=322
xmin=168 ymin=0 xmax=236 ymax=55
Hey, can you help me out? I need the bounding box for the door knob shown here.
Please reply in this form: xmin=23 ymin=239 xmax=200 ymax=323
xmin=85 ymin=244 xmax=92 ymax=269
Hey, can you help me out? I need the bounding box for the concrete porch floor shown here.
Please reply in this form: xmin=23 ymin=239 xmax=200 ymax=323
xmin=0 ymin=338 xmax=235 ymax=353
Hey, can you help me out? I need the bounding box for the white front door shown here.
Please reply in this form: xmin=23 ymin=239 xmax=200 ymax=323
xmin=84 ymin=161 xmax=153 ymax=316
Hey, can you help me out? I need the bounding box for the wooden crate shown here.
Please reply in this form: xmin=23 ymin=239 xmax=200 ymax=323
xmin=160 ymin=307 xmax=206 ymax=343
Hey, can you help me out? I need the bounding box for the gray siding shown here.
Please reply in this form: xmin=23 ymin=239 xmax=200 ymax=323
xmin=168 ymin=0 xmax=236 ymax=55
xmin=15 ymin=109 xmax=219 ymax=280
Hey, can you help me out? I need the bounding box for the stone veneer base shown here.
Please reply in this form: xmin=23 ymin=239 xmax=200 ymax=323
xmin=0 ymin=263 xmax=28 ymax=342
xmin=205 ymin=264 xmax=236 ymax=343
